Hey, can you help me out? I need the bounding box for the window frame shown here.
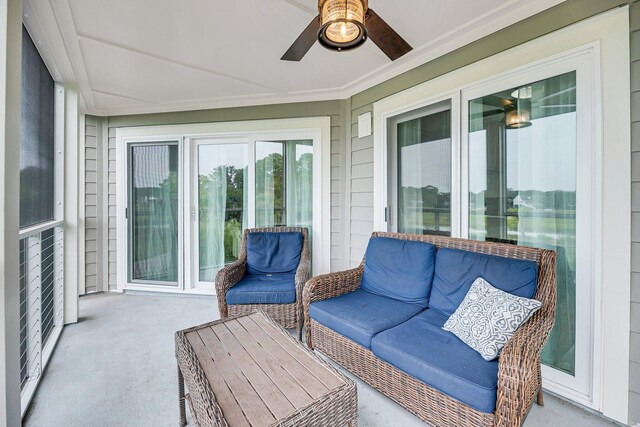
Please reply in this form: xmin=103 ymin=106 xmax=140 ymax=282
xmin=387 ymin=99 xmax=455 ymax=235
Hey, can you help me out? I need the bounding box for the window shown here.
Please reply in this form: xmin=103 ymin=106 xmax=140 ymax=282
xmin=197 ymin=143 xmax=247 ymax=282
xmin=20 ymin=26 xmax=55 ymax=228
xmin=388 ymin=101 xmax=452 ymax=235
xmin=255 ymin=140 xmax=313 ymax=230
xmin=129 ymin=143 xmax=180 ymax=284
xmin=468 ymin=72 xmax=577 ymax=375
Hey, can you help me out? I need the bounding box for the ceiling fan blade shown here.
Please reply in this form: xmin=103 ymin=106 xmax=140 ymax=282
xmin=281 ymin=15 xmax=321 ymax=61
xmin=365 ymin=9 xmax=412 ymax=61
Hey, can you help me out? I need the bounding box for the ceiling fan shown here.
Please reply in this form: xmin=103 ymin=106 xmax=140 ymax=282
xmin=281 ymin=0 xmax=413 ymax=62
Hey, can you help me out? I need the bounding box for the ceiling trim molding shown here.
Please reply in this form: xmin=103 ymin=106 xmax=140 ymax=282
xmin=88 ymin=87 xmax=347 ymax=117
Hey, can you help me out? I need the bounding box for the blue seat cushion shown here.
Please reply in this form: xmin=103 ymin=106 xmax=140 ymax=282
xmin=361 ymin=237 xmax=436 ymax=307
xmin=308 ymin=289 xmax=424 ymax=349
xmin=430 ymin=248 xmax=538 ymax=317
xmin=371 ymin=309 xmax=499 ymax=413
xmin=246 ymin=232 xmax=303 ymax=275
xmin=225 ymin=274 xmax=296 ymax=305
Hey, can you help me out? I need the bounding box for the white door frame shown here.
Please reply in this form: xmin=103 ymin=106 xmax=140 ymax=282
xmin=119 ymin=138 xmax=185 ymax=293
xmin=459 ymin=50 xmax=597 ymax=403
xmin=381 ymin=93 xmax=461 ymax=236
xmin=116 ymin=117 xmax=332 ymax=295
xmin=186 ymin=136 xmax=250 ymax=293
xmin=371 ymin=9 xmax=630 ymax=422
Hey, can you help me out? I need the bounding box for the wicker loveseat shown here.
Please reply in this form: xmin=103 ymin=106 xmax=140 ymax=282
xmin=216 ymin=227 xmax=310 ymax=340
xmin=303 ymin=232 xmax=556 ymax=427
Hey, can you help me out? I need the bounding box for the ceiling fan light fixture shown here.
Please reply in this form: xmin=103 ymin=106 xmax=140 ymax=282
xmin=318 ymin=0 xmax=367 ymax=51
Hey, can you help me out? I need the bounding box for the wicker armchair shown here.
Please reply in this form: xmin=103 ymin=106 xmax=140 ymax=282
xmin=216 ymin=227 xmax=311 ymax=340
xmin=303 ymin=232 xmax=557 ymax=427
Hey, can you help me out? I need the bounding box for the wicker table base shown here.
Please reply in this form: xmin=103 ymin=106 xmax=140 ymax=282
xmin=175 ymin=311 xmax=357 ymax=427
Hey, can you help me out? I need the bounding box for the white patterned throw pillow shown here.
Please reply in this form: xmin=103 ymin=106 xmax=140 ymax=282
xmin=442 ymin=277 xmax=542 ymax=361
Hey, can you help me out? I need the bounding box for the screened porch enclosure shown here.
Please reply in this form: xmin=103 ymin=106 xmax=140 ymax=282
xmin=3 ymin=1 xmax=635 ymax=426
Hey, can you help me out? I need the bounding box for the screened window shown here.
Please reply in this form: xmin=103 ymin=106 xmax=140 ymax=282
xmin=20 ymin=26 xmax=55 ymax=228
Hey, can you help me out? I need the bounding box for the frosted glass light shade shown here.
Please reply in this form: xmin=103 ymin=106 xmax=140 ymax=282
xmin=319 ymin=0 xmax=367 ymax=51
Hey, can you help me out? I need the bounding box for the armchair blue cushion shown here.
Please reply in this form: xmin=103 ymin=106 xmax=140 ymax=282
xmin=246 ymin=231 xmax=303 ymax=275
xmin=371 ymin=309 xmax=499 ymax=413
xmin=429 ymin=248 xmax=538 ymax=317
xmin=308 ymin=289 xmax=424 ymax=349
xmin=361 ymin=237 xmax=436 ymax=307
xmin=226 ymin=273 xmax=296 ymax=305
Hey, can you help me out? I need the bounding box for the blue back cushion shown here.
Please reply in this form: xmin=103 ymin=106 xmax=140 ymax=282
xmin=246 ymin=232 xmax=303 ymax=275
xmin=361 ymin=237 xmax=436 ymax=307
xmin=430 ymin=248 xmax=538 ymax=316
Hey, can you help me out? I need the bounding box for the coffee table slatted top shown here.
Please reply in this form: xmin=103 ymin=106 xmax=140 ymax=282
xmin=176 ymin=311 xmax=357 ymax=427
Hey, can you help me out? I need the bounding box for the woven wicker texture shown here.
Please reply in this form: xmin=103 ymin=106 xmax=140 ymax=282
xmin=216 ymin=227 xmax=311 ymax=339
xmin=175 ymin=311 xmax=357 ymax=427
xmin=303 ymin=232 xmax=557 ymax=427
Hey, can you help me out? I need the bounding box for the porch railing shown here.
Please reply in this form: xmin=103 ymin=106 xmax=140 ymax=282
xmin=19 ymin=220 xmax=64 ymax=415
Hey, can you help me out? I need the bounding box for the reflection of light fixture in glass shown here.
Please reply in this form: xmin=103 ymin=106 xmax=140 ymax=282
xmin=511 ymin=86 xmax=532 ymax=99
xmin=505 ymin=108 xmax=532 ymax=129
xmin=318 ymin=0 xmax=368 ymax=52
xmin=505 ymin=86 xmax=532 ymax=129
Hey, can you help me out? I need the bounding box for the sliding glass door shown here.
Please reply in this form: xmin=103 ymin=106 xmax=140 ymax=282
xmin=383 ymin=58 xmax=594 ymax=399
xmin=194 ymin=142 xmax=248 ymax=284
xmin=467 ymin=72 xmax=578 ymax=375
xmin=118 ymin=118 xmax=329 ymax=294
xmin=388 ymin=101 xmax=452 ymax=235
xmin=255 ymin=140 xmax=313 ymax=230
xmin=128 ymin=143 xmax=180 ymax=285
xmin=461 ymin=63 xmax=593 ymax=399
xmin=190 ymin=138 xmax=314 ymax=290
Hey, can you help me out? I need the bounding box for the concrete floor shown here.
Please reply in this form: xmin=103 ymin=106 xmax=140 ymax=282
xmin=23 ymin=293 xmax=620 ymax=427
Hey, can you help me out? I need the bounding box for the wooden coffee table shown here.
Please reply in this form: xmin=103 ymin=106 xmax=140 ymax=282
xmin=175 ymin=311 xmax=357 ymax=427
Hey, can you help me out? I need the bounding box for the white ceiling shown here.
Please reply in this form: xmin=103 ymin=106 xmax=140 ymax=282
xmin=23 ymin=0 xmax=566 ymax=116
